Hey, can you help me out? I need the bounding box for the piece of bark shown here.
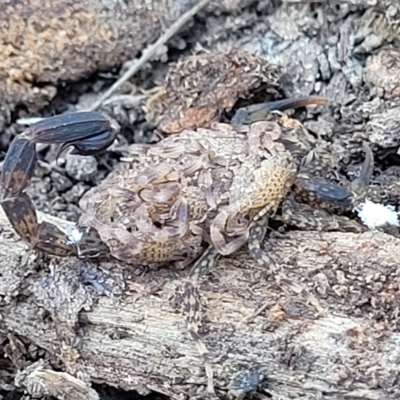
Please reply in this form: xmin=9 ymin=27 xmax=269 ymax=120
xmin=0 ymin=0 xmax=258 ymax=120
xmin=1 ymin=207 xmax=400 ymax=399
xmin=146 ymin=48 xmax=282 ymax=133
xmin=0 ymin=0 xmax=163 ymax=115
xmin=364 ymin=49 xmax=400 ymax=100
xmin=14 ymin=360 xmax=99 ymax=400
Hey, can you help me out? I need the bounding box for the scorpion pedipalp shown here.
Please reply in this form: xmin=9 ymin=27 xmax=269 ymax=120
xmin=231 ymin=95 xmax=328 ymax=125
xmin=0 ymin=111 xmax=119 ymax=257
xmin=292 ymin=142 xmax=374 ymax=214
xmin=0 ymin=138 xmax=37 ymax=200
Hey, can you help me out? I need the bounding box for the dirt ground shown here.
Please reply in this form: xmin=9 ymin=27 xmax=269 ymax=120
xmin=1 ymin=0 xmax=400 ymax=399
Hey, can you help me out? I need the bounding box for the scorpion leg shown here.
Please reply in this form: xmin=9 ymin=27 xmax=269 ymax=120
xmin=185 ymin=209 xmax=281 ymax=396
xmin=248 ymin=214 xmax=276 ymax=269
xmin=1 ymin=111 xmax=118 ymax=257
xmin=183 ymin=246 xmax=220 ymax=398
xmin=348 ymin=142 xmax=374 ymax=207
xmin=249 ymin=208 xmax=324 ymax=315
xmin=280 ymin=194 xmax=366 ymax=232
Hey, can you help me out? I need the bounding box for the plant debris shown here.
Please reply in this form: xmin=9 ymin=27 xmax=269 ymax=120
xmin=146 ymin=48 xmax=282 ymax=133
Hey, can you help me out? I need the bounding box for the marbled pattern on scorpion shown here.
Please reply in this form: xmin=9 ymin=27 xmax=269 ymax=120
xmin=0 ymin=99 xmax=374 ymax=399
xmin=78 ymin=121 xmax=297 ymax=266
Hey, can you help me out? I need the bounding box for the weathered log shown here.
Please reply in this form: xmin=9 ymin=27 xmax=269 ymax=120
xmin=1 ymin=207 xmax=400 ymax=399
xmin=0 ymin=0 xmax=252 ymax=120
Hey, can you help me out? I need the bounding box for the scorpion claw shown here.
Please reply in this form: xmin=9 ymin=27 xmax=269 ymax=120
xmin=294 ymin=176 xmax=353 ymax=209
xmin=57 ymin=128 xmax=118 ymax=159
xmin=30 ymin=111 xmax=119 ymax=148
xmin=34 ymin=111 xmax=119 ymax=158
xmin=68 ymin=226 xmax=110 ymax=258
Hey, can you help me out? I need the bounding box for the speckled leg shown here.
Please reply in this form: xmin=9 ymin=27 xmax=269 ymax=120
xmin=281 ymin=195 xmax=365 ymax=233
xmin=281 ymin=195 xmax=328 ymax=230
xmin=183 ymin=246 xmax=219 ymax=398
xmin=250 ymin=208 xmax=325 ymax=315
xmin=248 ymin=214 xmax=276 ymax=270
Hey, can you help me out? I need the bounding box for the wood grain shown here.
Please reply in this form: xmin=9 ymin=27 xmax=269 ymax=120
xmin=1 ymin=207 xmax=400 ymax=399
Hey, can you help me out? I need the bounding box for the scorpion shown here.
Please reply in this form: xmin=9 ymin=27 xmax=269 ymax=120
xmin=0 ymin=95 xmax=373 ymax=398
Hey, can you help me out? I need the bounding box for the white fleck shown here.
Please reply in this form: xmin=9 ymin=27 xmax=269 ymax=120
xmin=356 ymin=200 xmax=399 ymax=229
xmin=68 ymin=228 xmax=84 ymax=244
xmin=16 ymin=116 xmax=46 ymax=126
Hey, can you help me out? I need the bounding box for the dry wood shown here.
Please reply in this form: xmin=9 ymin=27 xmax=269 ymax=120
xmin=89 ymin=0 xmax=212 ymax=111
xmin=1 ymin=207 xmax=400 ymax=399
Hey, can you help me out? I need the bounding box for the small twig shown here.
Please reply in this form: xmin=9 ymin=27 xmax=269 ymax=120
xmin=88 ymin=0 xmax=211 ymax=112
xmin=102 ymin=94 xmax=147 ymax=107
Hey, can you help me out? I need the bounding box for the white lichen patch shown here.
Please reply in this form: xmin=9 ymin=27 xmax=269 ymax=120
xmin=68 ymin=228 xmax=84 ymax=244
xmin=356 ymin=200 xmax=399 ymax=229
